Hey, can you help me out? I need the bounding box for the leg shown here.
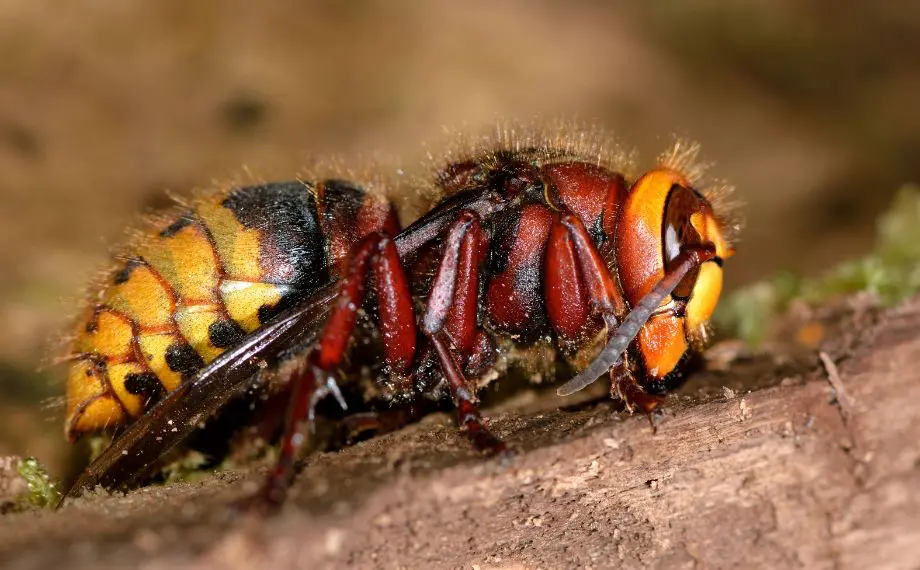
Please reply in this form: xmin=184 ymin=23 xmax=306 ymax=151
xmin=546 ymin=213 xmax=668 ymax=415
xmin=557 ymin=243 xmax=717 ymax=399
xmin=251 ymin=353 xmax=346 ymax=510
xmin=609 ymin=360 xmax=664 ymax=431
xmin=430 ymin=333 xmax=505 ymax=453
xmin=246 ymin=233 xmax=417 ymax=512
xmin=421 ymin=211 xmax=505 ymax=455
xmin=545 ymin=213 xmax=627 ymax=345
xmin=557 ymin=214 xmax=628 ymax=319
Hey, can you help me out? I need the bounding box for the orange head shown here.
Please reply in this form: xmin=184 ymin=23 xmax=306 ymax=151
xmin=614 ymin=167 xmax=734 ymax=383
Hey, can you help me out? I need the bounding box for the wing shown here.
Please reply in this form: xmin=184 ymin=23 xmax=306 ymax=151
xmin=60 ymin=283 xmax=338 ymax=505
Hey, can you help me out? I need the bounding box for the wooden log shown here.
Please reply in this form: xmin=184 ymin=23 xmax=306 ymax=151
xmin=2 ymin=296 xmax=919 ymax=569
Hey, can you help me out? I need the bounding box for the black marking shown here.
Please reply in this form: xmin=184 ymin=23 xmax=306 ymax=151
xmin=208 ymin=320 xmax=246 ymax=349
xmin=124 ymin=372 xmax=162 ymax=396
xmin=589 ymin=213 xmax=606 ymax=247
xmin=159 ymin=214 xmax=195 ymax=238
xmin=165 ymin=342 xmax=206 ymax=375
xmin=124 ymin=372 xmax=167 ymax=411
xmin=319 ymin=179 xmax=367 ymax=215
xmin=486 ymin=206 xmax=525 ymax=276
xmin=257 ymin=301 xmax=288 ymax=326
xmin=113 ymin=258 xmax=146 ymax=285
xmin=221 ymin=182 xmax=330 ymax=289
xmin=84 ymin=307 xmax=101 ymax=333
xmin=318 ymin=179 xmax=366 ymax=242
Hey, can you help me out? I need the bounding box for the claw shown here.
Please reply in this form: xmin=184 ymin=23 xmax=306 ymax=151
xmin=325 ymin=377 xmax=348 ymax=412
xmin=307 ymin=369 xmax=348 ymax=429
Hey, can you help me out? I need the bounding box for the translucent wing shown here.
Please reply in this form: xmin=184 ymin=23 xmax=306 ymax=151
xmin=60 ymin=283 xmax=338 ymax=504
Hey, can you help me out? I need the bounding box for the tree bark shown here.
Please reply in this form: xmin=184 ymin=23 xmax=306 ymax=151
xmin=2 ymin=296 xmax=918 ymax=569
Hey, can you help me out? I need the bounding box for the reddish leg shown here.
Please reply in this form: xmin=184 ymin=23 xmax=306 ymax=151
xmin=609 ymin=360 xmax=664 ymax=430
xmin=545 ymin=214 xmax=628 ymax=344
xmin=557 ymin=214 xmax=628 ymax=320
xmin=430 ymin=333 xmax=505 ymax=453
xmin=545 ymin=214 xmax=659 ymax=415
xmin=248 ymin=233 xmax=417 ymax=511
xmin=422 ymin=211 xmax=506 ymax=455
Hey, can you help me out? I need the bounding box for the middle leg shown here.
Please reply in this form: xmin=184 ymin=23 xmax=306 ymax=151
xmin=421 ymin=210 xmax=506 ymax=455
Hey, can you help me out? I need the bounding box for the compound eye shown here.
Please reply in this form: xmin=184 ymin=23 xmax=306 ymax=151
xmin=663 ymin=224 xmax=682 ymax=266
xmin=662 ymin=185 xmax=706 ymax=300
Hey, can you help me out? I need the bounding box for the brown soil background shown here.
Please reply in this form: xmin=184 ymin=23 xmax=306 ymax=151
xmin=1 ymin=2 xmax=919 ymax=568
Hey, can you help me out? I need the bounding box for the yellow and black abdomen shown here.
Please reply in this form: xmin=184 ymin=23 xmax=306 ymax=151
xmin=65 ymin=180 xmax=394 ymax=439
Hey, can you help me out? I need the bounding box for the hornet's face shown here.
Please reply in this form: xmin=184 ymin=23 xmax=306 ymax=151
xmin=616 ymin=168 xmax=734 ymax=385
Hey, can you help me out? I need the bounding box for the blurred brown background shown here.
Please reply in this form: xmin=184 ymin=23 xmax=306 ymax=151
xmin=1 ymin=0 xmax=918 ymax=472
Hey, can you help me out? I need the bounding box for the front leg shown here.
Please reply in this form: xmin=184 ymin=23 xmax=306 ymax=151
xmin=609 ymin=360 xmax=664 ymax=421
xmin=544 ymin=214 xmax=655 ymax=411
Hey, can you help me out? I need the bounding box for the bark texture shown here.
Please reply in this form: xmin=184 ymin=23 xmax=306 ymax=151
xmin=2 ymin=295 xmax=918 ymax=569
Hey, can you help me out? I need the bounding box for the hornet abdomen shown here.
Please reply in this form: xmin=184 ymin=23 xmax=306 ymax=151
xmin=65 ymin=180 xmax=397 ymax=438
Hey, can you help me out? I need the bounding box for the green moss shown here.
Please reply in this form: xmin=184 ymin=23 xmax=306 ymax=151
xmin=16 ymin=457 xmax=61 ymax=509
xmin=713 ymin=271 xmax=802 ymax=347
xmin=161 ymin=450 xmax=212 ymax=484
xmin=716 ymin=185 xmax=920 ymax=345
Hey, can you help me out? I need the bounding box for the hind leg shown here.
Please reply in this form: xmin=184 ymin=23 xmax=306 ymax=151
xmin=246 ymin=233 xmax=418 ymax=511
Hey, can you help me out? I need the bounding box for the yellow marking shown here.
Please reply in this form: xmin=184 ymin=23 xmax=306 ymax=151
xmin=65 ymin=359 xmax=125 ymax=437
xmin=104 ymin=265 xmax=173 ymax=328
xmin=690 ymin=211 xmax=731 ymax=260
xmin=107 ymin=362 xmax=148 ymax=418
xmin=137 ymin=333 xmax=184 ymax=392
xmin=66 ymin=359 xmax=104 ymax=419
xmin=68 ymin=396 xmax=125 ymax=439
xmin=627 ymin=169 xmax=690 ymax=242
xmin=220 ymin=280 xmax=286 ymax=332
xmin=196 ymin=201 xmax=264 ymax=281
xmin=686 ymin=262 xmax=723 ymax=331
xmin=638 ymin=313 xmax=688 ymax=379
xmin=175 ymin=304 xmax=225 ymax=363
xmin=140 ymin=223 xmax=220 ymax=302
xmin=74 ymin=310 xmax=134 ymax=358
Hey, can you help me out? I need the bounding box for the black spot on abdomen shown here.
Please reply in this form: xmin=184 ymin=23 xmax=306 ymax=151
xmin=165 ymin=342 xmax=206 ymax=376
xmin=257 ymin=302 xmax=285 ymax=326
xmin=208 ymin=320 xmax=246 ymax=349
xmin=124 ymin=372 xmax=167 ymax=408
xmin=113 ymin=258 xmax=146 ymax=285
